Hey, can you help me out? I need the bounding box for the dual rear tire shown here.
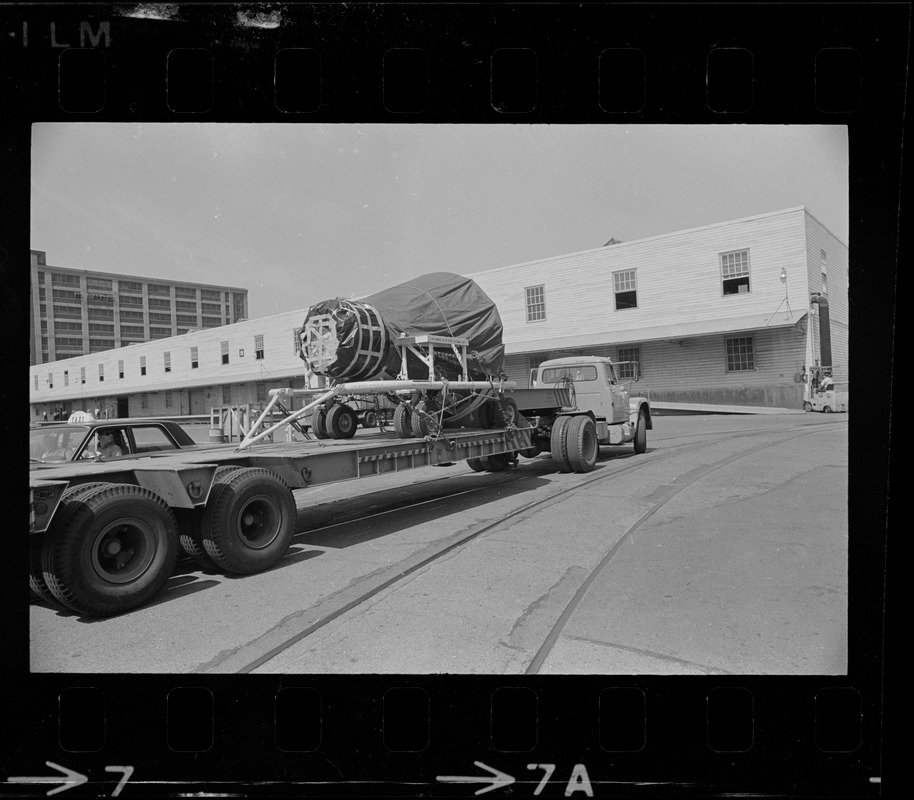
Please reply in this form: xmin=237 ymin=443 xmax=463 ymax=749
xmin=551 ymin=415 xmax=598 ymax=473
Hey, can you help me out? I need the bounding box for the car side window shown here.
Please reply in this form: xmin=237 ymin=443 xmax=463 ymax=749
xmin=131 ymin=426 xmax=178 ymax=452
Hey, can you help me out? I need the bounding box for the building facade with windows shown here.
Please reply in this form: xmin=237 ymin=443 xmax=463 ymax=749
xmin=29 ymin=250 xmax=249 ymax=365
xmin=28 ymin=207 xmax=847 ymax=419
xmin=465 ymin=206 xmax=848 ymax=409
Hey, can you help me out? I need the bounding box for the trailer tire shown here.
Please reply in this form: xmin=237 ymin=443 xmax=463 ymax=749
xmin=31 ymin=481 xmax=111 ymax=605
xmin=175 ymin=466 xmax=244 ymax=568
xmin=480 ymin=453 xmax=511 ymax=472
xmin=633 ymin=408 xmax=648 ymax=455
xmin=326 ymin=403 xmax=358 ymax=439
xmin=41 ymin=484 xmax=180 ymax=617
xmin=466 ymin=457 xmax=486 ymax=472
xmin=311 ymin=406 xmax=329 ymax=439
xmin=200 ymin=467 xmax=296 ymax=575
xmin=803 ymin=401 xmax=812 ymax=412
xmin=550 ymin=415 xmax=573 ymax=472
xmin=412 ymin=399 xmax=440 ymax=438
xmin=362 ymin=410 xmax=378 ymax=429
xmin=393 ymin=403 xmax=414 ymax=438
xmin=823 ymin=405 xmax=832 ymax=414
xmin=566 ymin=415 xmax=599 ymax=473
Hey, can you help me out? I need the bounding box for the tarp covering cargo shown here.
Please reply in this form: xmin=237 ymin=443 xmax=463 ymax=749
xmin=300 ymin=272 xmax=505 ymax=382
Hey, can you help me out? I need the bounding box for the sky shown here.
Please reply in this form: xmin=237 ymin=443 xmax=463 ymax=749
xmin=31 ymin=123 xmax=848 ymax=320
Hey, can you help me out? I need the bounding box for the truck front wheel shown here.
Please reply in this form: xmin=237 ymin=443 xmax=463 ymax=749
xmin=200 ymin=467 xmax=296 ymax=575
xmin=633 ymin=409 xmax=648 ymax=454
xmin=41 ymin=484 xmax=180 ymax=617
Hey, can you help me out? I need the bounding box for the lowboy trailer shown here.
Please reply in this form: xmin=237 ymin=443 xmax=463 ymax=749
xmin=29 ymin=345 xmax=650 ymax=619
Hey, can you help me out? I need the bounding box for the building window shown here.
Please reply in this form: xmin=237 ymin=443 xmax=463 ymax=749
xmin=48 ymin=372 xmax=53 ymax=389
xmin=256 ymin=382 xmax=267 ymax=402
xmin=617 ymin=347 xmax=641 ymax=379
xmin=165 ymin=391 xmax=172 ymax=408
xmin=175 ymin=286 xmax=197 ymax=298
xmin=63 ymin=370 xmax=69 ymax=387
xmin=140 ymin=393 xmax=147 ymax=410
xmin=164 ymin=352 xmax=172 ymax=373
xmin=140 ymin=356 xmax=147 ymax=376
xmin=118 ymin=360 xmax=124 ymax=379
xmin=221 ymin=341 xmax=229 ymax=365
xmin=147 ymin=283 xmax=171 ymax=296
xmin=612 ymin=270 xmax=638 ymax=310
xmin=119 ymin=280 xmax=142 ymax=293
xmin=720 ymin=250 xmax=751 ymax=295
xmin=255 ymin=334 xmax=264 ymax=360
xmin=51 ymin=273 xmax=80 ymax=286
xmin=525 ymin=285 xmax=546 ymax=322
xmin=726 ymin=336 xmax=755 ymax=371
xmin=99 ymin=364 xmax=105 ymax=382
xmin=81 ymin=367 xmax=86 ymax=384
xmin=201 ymin=289 xmax=220 ymax=301
xmin=191 ymin=346 xmax=199 ymax=369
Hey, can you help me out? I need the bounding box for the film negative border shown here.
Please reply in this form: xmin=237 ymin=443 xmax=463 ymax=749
xmin=2 ymin=1 xmax=901 ymax=797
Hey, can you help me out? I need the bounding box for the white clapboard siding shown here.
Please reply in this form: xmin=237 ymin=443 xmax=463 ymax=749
xmin=467 ymin=207 xmax=811 ymax=350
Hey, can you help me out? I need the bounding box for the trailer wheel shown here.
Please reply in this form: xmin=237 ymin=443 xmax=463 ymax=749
xmin=480 ymin=453 xmax=511 ymax=472
xmin=566 ymin=415 xmax=599 ymax=473
xmin=466 ymin=457 xmax=486 ymax=472
xmin=823 ymin=405 xmax=832 ymax=414
xmin=41 ymin=484 xmax=180 ymax=617
xmin=550 ymin=415 xmax=573 ymax=473
xmin=497 ymin=396 xmax=520 ymax=427
xmin=31 ymin=481 xmax=111 ymax=605
xmin=412 ymin=399 xmax=440 ymax=438
xmin=200 ymin=467 xmax=296 ymax=575
xmin=327 ymin=403 xmax=358 ymax=439
xmin=802 ymin=401 xmax=812 ymax=412
xmin=311 ymin=406 xmax=329 ymax=439
xmin=393 ymin=403 xmax=414 ymax=438
xmin=362 ymin=410 xmax=378 ymax=429
xmin=175 ymin=466 xmax=244 ymax=568
xmin=633 ymin=408 xmax=648 ymax=455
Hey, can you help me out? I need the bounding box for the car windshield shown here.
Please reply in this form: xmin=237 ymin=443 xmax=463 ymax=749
xmin=30 ymin=426 xmax=90 ymax=463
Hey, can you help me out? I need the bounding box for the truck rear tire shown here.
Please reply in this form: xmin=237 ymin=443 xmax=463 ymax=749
xmin=200 ymin=467 xmax=296 ymax=575
xmin=311 ymin=406 xmax=329 ymax=439
xmin=633 ymin=408 xmax=648 ymax=454
xmin=550 ymin=415 xmax=573 ymax=472
xmin=327 ymin=403 xmax=358 ymax=439
xmin=41 ymin=484 xmax=180 ymax=617
xmin=566 ymin=415 xmax=598 ymax=473
xmin=393 ymin=403 xmax=414 ymax=438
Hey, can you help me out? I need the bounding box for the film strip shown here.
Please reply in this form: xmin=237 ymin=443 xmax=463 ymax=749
xmin=2 ymin=2 xmax=899 ymax=797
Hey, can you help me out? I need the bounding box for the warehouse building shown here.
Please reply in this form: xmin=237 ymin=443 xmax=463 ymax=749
xmin=28 ymin=206 xmax=847 ymax=420
xmin=29 ymin=250 xmax=248 ymax=365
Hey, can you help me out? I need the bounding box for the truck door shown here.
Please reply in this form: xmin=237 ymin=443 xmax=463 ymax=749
xmin=606 ymin=364 xmax=629 ymax=423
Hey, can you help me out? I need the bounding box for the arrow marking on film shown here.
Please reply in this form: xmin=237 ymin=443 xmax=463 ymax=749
xmin=437 ymin=761 xmax=515 ymax=795
xmin=7 ymin=762 xmax=88 ymax=796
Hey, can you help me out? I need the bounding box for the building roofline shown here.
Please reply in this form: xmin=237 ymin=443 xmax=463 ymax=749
xmin=29 ymin=252 xmax=248 ymax=293
xmin=468 ymin=206 xmax=847 ymax=277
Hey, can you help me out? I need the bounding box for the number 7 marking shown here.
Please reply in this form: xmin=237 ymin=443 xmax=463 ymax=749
xmin=104 ymin=766 xmax=133 ymax=797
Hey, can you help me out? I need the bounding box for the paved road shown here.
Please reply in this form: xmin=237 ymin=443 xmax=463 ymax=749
xmin=30 ymin=413 xmax=848 ymax=675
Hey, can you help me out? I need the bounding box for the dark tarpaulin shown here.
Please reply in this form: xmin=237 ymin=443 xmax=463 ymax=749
xmin=301 ymin=272 xmax=505 ymax=381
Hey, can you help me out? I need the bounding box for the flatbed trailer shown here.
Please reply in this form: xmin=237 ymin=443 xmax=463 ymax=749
xmin=30 ymin=347 xmax=651 ymax=619
xmin=29 ymin=391 xmax=575 ymax=618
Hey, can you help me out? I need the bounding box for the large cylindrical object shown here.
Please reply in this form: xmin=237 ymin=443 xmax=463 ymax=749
xmin=299 ymin=272 xmax=505 ymax=382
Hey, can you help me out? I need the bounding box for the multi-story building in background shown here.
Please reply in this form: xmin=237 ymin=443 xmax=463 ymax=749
xmin=29 ymin=250 xmax=248 ymax=365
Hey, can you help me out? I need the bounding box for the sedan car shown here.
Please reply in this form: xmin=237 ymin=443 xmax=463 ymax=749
xmin=30 ymin=418 xmax=202 ymax=466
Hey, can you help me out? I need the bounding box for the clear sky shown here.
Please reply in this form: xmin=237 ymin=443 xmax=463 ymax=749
xmin=31 ymin=123 xmax=848 ymax=319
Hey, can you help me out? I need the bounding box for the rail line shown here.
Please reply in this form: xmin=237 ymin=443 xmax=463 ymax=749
xmin=195 ymin=420 xmax=841 ymax=673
